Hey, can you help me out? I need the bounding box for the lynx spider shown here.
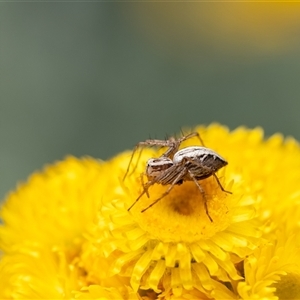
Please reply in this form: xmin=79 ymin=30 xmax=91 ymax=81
xmin=124 ymin=132 xmax=231 ymax=221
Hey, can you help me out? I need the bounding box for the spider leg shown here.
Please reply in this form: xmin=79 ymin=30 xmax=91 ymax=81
xmin=127 ymin=189 xmax=147 ymax=211
xmin=161 ymin=132 xmax=205 ymax=159
xmin=187 ymin=169 xmax=213 ymax=222
xmin=183 ymin=156 xmax=232 ymax=195
xmin=179 ymin=131 xmax=205 ymax=147
xmin=124 ymin=139 xmax=179 ymax=181
xmin=143 ymin=138 xmax=175 ymax=147
xmin=140 ymin=173 xmax=150 ymax=198
xmin=160 ymin=137 xmax=178 ymax=159
xmin=161 ymin=146 xmax=178 ymax=159
xmin=212 ymin=173 xmax=232 ymax=194
xmin=128 ymin=176 xmax=156 ymax=211
xmin=123 ymin=142 xmax=144 ymax=181
xmin=141 ymin=166 xmax=188 ymax=213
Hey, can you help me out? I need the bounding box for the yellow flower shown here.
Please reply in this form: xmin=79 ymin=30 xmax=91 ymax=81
xmin=0 ymin=156 xmax=105 ymax=253
xmin=128 ymin=4 xmax=300 ymax=57
xmin=1 ymin=124 xmax=300 ymax=299
xmin=74 ymin=285 xmax=141 ymax=300
xmin=83 ymin=124 xmax=262 ymax=298
xmin=0 ymin=245 xmax=84 ymax=299
xmin=238 ymin=229 xmax=300 ymax=299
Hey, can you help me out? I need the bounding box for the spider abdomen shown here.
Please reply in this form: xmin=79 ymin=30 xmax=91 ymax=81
xmin=173 ymin=146 xmax=228 ymax=180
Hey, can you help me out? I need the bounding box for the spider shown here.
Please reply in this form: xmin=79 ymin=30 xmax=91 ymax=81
xmin=125 ymin=133 xmax=231 ymax=221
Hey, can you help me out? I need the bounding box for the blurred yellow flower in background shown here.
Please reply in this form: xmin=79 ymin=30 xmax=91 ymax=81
xmin=1 ymin=124 xmax=300 ymax=299
xmin=126 ymin=2 xmax=300 ymax=59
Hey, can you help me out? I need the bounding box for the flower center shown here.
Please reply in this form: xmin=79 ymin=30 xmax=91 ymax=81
xmin=130 ymin=176 xmax=231 ymax=243
xmin=273 ymin=273 xmax=300 ymax=300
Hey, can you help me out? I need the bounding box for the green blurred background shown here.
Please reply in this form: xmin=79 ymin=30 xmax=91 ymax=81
xmin=1 ymin=2 xmax=300 ymax=201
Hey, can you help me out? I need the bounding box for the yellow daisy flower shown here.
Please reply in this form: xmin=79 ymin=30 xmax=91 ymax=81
xmin=83 ymin=124 xmax=262 ymax=298
xmin=0 ymin=156 xmax=104 ymax=253
xmin=0 ymin=245 xmax=84 ymax=299
xmin=238 ymin=229 xmax=300 ymax=300
xmin=0 ymin=123 xmax=300 ymax=299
